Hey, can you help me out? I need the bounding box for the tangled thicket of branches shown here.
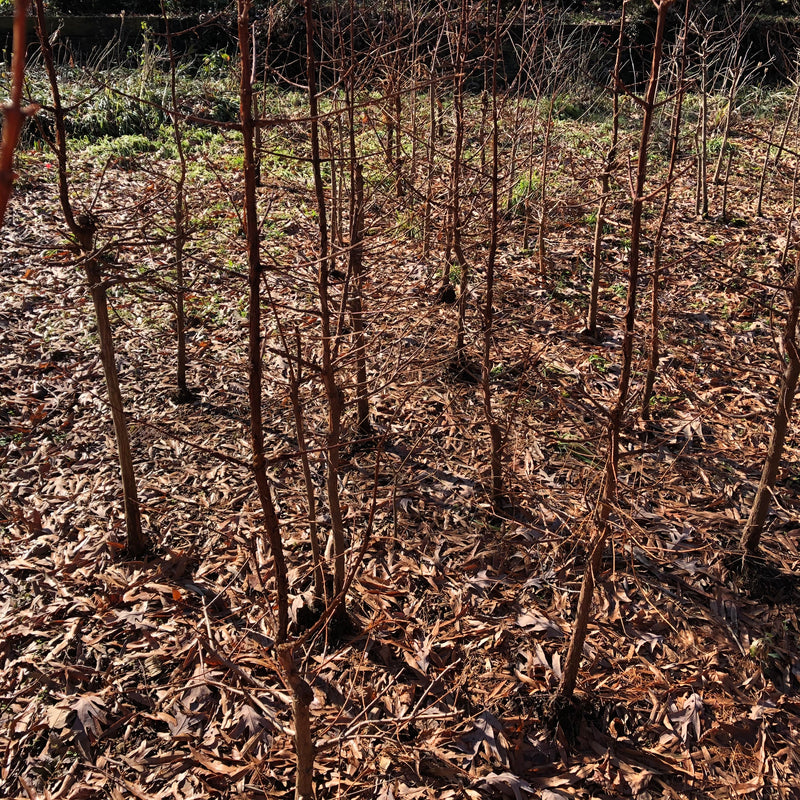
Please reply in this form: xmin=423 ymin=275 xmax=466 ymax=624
xmin=2 ymin=0 xmax=800 ymax=797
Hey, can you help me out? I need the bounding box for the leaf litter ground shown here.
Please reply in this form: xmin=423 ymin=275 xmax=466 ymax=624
xmin=2 ymin=104 xmax=800 ymax=799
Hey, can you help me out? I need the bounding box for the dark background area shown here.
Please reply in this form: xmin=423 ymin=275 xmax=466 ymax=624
xmin=2 ymin=1 xmax=800 ymax=88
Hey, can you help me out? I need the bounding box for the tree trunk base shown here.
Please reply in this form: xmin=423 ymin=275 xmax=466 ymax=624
xmin=726 ymin=551 xmax=798 ymax=604
xmin=174 ymin=387 xmax=198 ymax=404
xmin=435 ymin=284 xmax=457 ymax=304
xmin=447 ymin=353 xmax=481 ymax=384
xmin=544 ymin=692 xmax=592 ymax=746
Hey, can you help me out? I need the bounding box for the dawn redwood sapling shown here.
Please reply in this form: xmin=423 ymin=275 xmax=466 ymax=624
xmin=34 ymin=0 xmax=147 ymax=557
xmin=536 ymin=99 xmax=553 ymax=280
xmin=516 ymin=6 xmax=582 ymax=264
xmin=161 ymin=2 xmax=193 ymax=403
xmin=286 ymin=327 xmax=327 ymax=602
xmin=741 ymin=254 xmax=800 ymax=559
xmin=239 ymin=3 xmax=316 ymax=796
xmin=305 ymin=0 xmax=348 ymax=621
xmin=756 ymin=78 xmax=800 ymax=217
xmin=504 ymin=1 xmax=544 ymax=218
xmin=423 ymin=61 xmax=437 ymax=258
xmin=585 ymin=1 xmax=626 ymax=340
xmin=481 ymin=0 xmax=504 ymax=508
xmin=721 ymin=148 xmax=734 ymax=223
xmin=711 ymin=11 xmax=754 ymax=186
xmin=349 ymin=163 xmax=371 ymax=438
xmin=449 ymin=0 xmax=471 ymax=360
xmin=642 ymin=0 xmax=689 ymax=419
xmin=693 ymin=13 xmax=711 ymax=219
xmin=236 ymin=0 xmax=290 ymax=642
xmin=556 ymin=0 xmax=674 ymax=705
xmin=344 ymin=0 xmax=372 ymax=437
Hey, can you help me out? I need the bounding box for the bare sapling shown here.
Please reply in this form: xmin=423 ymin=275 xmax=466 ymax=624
xmin=450 ymin=0 xmax=471 ymax=360
xmin=277 ymin=324 xmax=326 ymax=603
xmin=305 ymin=0 xmax=348 ymax=620
xmin=237 ymin=0 xmax=290 ymax=641
xmin=344 ymin=0 xmax=372 ymax=439
xmin=481 ymin=0 xmax=504 ymax=505
xmin=0 ymin=0 xmax=33 ymax=227
xmin=555 ymin=0 xmax=674 ymax=706
xmin=384 ymin=71 xmax=396 ymax=166
xmin=536 ymin=99 xmax=553 ymax=280
xmin=423 ymin=61 xmax=437 ymax=258
xmin=162 ymin=6 xmax=192 ymax=403
xmin=642 ymin=5 xmax=689 ymax=418
xmin=505 ymin=1 xmax=543 ymax=216
xmin=518 ymin=8 xmax=577 ymax=258
xmin=323 ymin=121 xmax=340 ymax=247
xmin=277 ymin=643 xmax=315 ymax=800
xmin=34 ymin=0 xmax=146 ymax=556
xmin=585 ymin=1 xmax=626 ymax=339
xmin=755 ymin=118 xmax=777 ymax=218
xmin=349 ymin=164 xmax=371 ymax=437
xmin=521 ymin=7 xmax=584 ymax=273
xmin=711 ymin=2 xmax=755 ymax=185
xmin=694 ymin=16 xmax=710 ymax=219
xmin=781 ymin=150 xmax=800 ymax=269
xmin=756 ymin=78 xmax=800 ymax=217
xmin=741 ymin=256 xmax=800 ymax=560
xmin=721 ymin=148 xmax=734 ymax=223
xmin=239 ymin=4 xmax=315 ymax=796
xmin=479 ymin=89 xmax=489 ymax=172
xmin=522 ymin=116 xmax=537 ymax=251
xmin=711 ymin=53 xmax=746 ymax=186
xmin=409 ymin=58 xmax=420 ymax=182
xmin=393 ymin=41 xmax=404 ymax=196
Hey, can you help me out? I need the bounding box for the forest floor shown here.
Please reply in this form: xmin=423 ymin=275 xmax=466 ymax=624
xmin=2 ymin=87 xmax=800 ymax=800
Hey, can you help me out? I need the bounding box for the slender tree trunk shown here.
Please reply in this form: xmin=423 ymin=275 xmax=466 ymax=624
xmin=522 ymin=119 xmax=536 ymax=251
xmin=423 ymin=63 xmax=436 ymax=258
xmin=721 ymin=150 xmax=734 ymax=223
xmin=278 ymin=644 xmax=315 ymax=800
xmin=240 ymin=6 xmax=314 ymax=798
xmin=324 ymin=121 xmax=339 ymax=247
xmin=305 ymin=0 xmax=347 ymax=615
xmin=479 ymin=90 xmax=489 ymax=172
xmin=505 ymin=0 xmax=537 ymax=216
xmin=35 ymin=0 xmax=146 ymax=556
xmin=285 ymin=329 xmax=326 ymax=602
xmin=452 ymin=0 xmax=470 ymax=358
xmin=83 ymin=250 xmax=147 ymax=556
xmin=712 ymin=61 xmax=741 ymax=185
xmin=696 ymin=41 xmax=708 ymax=218
xmin=642 ymin=242 xmax=663 ymax=419
xmin=238 ymin=0 xmax=289 ymax=642
xmin=162 ymin=5 xmax=191 ymax=402
xmin=410 ymin=61 xmax=419 ymax=182
xmin=756 ymin=120 xmax=776 ymax=218
xmin=757 ymin=81 xmax=800 ymax=217
xmin=349 ymin=165 xmax=371 ymax=437
xmin=585 ymin=1 xmax=626 ymax=339
xmin=741 ymin=253 xmax=800 ymax=557
xmin=642 ymin=12 xmax=688 ymax=417
xmin=537 ymin=102 xmax=553 ymax=281
xmin=394 ymin=59 xmax=403 ymax=196
xmin=343 ymin=7 xmax=371 ymax=439
xmin=557 ymin=0 xmax=673 ymax=703
xmin=384 ymin=74 xmax=395 ymax=166
xmin=481 ymin=0 xmax=504 ymax=506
